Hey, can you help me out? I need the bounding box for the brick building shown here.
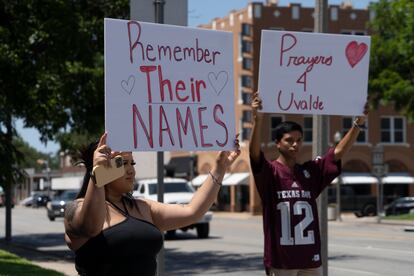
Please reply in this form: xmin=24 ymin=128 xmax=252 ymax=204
xmin=168 ymin=1 xmax=414 ymax=213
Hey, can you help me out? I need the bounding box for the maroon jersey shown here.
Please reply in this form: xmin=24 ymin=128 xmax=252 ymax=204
xmin=250 ymin=148 xmax=341 ymax=270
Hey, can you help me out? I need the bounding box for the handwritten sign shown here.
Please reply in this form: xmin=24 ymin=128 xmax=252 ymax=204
xmin=104 ymin=18 xmax=235 ymax=151
xmin=258 ymin=30 xmax=371 ymax=116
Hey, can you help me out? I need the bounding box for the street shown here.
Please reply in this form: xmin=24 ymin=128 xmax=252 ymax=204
xmin=1 ymin=206 xmax=414 ymax=276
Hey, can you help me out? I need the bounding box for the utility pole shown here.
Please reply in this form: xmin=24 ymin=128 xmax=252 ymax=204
xmin=130 ymin=1 xmax=187 ymax=275
xmin=334 ymin=131 xmax=342 ymax=222
xmin=314 ymin=0 xmax=329 ymax=275
xmin=372 ymin=144 xmax=386 ymax=223
xmin=154 ymin=3 xmax=166 ymax=276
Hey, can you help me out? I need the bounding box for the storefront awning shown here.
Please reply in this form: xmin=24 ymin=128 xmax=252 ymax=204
xmin=382 ymin=173 xmax=414 ymax=184
xmin=190 ymin=174 xmax=208 ymax=186
xmin=332 ymin=173 xmax=414 ymax=185
xmin=190 ymin=173 xmax=231 ymax=186
xmin=332 ymin=173 xmax=377 ymax=184
xmin=222 ymin=173 xmax=250 ymax=186
xmin=51 ymin=176 xmax=83 ymax=190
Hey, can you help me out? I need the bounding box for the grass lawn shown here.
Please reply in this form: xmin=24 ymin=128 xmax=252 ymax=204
xmin=0 ymin=249 xmax=64 ymax=276
xmin=385 ymin=213 xmax=414 ymax=220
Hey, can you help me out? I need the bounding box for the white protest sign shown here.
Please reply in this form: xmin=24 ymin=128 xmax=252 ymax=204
xmin=258 ymin=30 xmax=370 ymax=115
xmin=104 ymin=18 xmax=235 ymax=151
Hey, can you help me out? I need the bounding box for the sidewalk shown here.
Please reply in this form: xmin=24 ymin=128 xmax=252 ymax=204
xmin=337 ymin=212 xmax=414 ymax=226
xmin=0 ymin=240 xmax=76 ymax=276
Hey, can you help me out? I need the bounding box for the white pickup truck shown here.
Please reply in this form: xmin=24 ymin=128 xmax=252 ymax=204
xmin=132 ymin=178 xmax=212 ymax=238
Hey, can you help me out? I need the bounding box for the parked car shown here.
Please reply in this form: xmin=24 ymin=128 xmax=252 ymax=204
xmin=328 ymin=184 xmax=377 ymax=217
xmin=32 ymin=194 xmax=51 ymax=208
xmin=46 ymin=190 xmax=78 ymax=221
xmin=20 ymin=196 xmax=34 ymax=207
xmin=384 ymin=197 xmax=414 ymax=216
xmin=133 ymin=178 xmax=212 ymax=238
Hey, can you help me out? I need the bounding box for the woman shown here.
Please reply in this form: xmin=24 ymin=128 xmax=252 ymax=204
xmin=64 ymin=133 xmax=241 ymax=276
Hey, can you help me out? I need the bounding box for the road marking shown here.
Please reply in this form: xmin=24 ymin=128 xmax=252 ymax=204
xmin=331 ymin=230 xmax=414 ymax=241
xmin=330 ymin=266 xmax=380 ymax=275
xmin=330 ymin=243 xmax=414 ymax=256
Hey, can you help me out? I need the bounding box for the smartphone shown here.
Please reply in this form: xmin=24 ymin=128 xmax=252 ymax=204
xmin=93 ymin=155 xmax=125 ymax=187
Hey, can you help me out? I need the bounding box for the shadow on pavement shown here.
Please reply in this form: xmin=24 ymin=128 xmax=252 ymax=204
xmin=164 ymin=231 xmax=221 ymax=241
xmin=328 ymin=254 xmax=360 ymax=261
xmin=165 ymin=248 xmax=263 ymax=275
xmin=0 ymin=232 xmax=74 ymax=262
xmin=1 ymin=232 xmax=263 ymax=275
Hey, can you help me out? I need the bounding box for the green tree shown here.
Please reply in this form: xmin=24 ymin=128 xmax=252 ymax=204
xmin=369 ymin=0 xmax=414 ymax=121
xmin=0 ymin=0 xmax=129 ymax=241
xmin=13 ymin=137 xmax=58 ymax=171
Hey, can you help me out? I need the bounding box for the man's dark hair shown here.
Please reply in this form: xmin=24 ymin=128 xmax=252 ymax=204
xmin=274 ymin=121 xmax=303 ymax=142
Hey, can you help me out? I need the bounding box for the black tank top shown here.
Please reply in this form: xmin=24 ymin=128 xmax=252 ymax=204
xmin=74 ymin=198 xmax=163 ymax=276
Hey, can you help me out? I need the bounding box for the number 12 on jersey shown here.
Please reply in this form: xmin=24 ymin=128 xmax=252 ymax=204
xmin=277 ymin=201 xmax=315 ymax=245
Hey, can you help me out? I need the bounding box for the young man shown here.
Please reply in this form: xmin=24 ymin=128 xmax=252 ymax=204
xmin=249 ymin=92 xmax=368 ymax=276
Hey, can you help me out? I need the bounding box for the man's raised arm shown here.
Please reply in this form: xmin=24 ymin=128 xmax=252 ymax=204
xmin=250 ymin=92 xmax=264 ymax=163
xmin=334 ymin=103 xmax=369 ymax=161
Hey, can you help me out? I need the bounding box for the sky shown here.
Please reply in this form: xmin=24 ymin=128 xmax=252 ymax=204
xmin=17 ymin=0 xmax=376 ymax=154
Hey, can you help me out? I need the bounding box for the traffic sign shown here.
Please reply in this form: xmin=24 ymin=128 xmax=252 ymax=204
xmin=372 ymin=145 xmax=384 ymax=165
xmin=372 ymin=164 xmax=388 ymax=177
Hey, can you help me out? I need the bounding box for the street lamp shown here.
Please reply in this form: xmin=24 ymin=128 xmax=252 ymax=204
xmin=334 ymin=131 xmax=342 ymax=222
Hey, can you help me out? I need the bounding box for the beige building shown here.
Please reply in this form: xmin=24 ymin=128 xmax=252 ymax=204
xmin=166 ymin=1 xmax=414 ymax=214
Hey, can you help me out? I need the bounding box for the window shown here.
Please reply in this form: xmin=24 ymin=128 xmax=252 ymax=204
xmin=241 ymin=75 xmax=253 ymax=88
xmin=242 ymin=110 xmax=253 ymax=123
xmin=342 ymin=117 xmax=367 ymax=143
xmin=292 ymin=6 xmax=300 ymax=20
xmin=254 ymin=4 xmax=262 ymax=18
xmin=241 ymin=92 xmax=251 ymax=105
xmin=241 ymin=23 xmax=252 ymax=36
xmin=303 ymin=117 xmax=313 ymax=143
xmin=238 ymin=34 xmax=242 ymax=60
xmin=242 ymin=127 xmax=252 ymax=141
xmin=341 ymin=30 xmax=366 ymax=35
xmin=241 ymin=40 xmax=253 ymax=53
xmin=354 ymin=31 xmax=366 ymax=36
xmin=331 ymin=7 xmax=338 ymax=21
xmin=269 ymin=27 xmax=284 ymax=31
xmin=381 ymin=117 xmax=405 ymax=143
xmin=242 ymin=58 xmax=253 ymax=70
xmin=270 ymin=116 xmax=283 ymax=141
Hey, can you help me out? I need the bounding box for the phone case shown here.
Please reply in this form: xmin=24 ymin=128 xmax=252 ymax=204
xmin=93 ymin=155 xmax=125 ymax=187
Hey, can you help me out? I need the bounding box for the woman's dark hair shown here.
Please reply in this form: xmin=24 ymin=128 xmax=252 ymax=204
xmin=274 ymin=121 xmax=303 ymax=142
xmin=76 ymin=141 xmax=99 ymax=199
xmin=75 ymin=140 xmax=138 ymax=209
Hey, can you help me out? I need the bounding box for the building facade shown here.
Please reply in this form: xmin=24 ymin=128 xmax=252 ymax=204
xmin=168 ymin=1 xmax=414 ymax=214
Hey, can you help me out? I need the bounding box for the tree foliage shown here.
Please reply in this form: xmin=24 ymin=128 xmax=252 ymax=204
xmin=1 ymin=0 xmax=130 ymax=184
xmin=369 ymin=0 xmax=414 ymax=121
xmin=0 ymin=0 xmax=129 ymax=150
xmin=13 ymin=137 xmax=59 ymax=171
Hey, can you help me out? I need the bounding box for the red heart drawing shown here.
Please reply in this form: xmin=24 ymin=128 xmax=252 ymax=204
xmin=345 ymin=41 xmax=368 ymax=68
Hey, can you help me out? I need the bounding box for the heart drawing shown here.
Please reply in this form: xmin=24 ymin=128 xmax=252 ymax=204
xmin=208 ymin=71 xmax=228 ymax=96
xmin=121 ymin=75 xmax=135 ymax=95
xmin=345 ymin=41 xmax=368 ymax=68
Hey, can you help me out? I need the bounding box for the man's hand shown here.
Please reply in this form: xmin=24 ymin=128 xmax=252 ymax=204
xmin=354 ymin=102 xmax=369 ymax=126
xmin=252 ymin=91 xmax=263 ymax=120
